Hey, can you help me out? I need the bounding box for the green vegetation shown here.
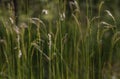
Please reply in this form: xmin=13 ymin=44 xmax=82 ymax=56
xmin=0 ymin=0 xmax=120 ymax=79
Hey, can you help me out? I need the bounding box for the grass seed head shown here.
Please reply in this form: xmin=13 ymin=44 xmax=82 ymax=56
xmin=18 ymin=50 xmax=22 ymax=58
xmin=42 ymin=9 xmax=48 ymax=15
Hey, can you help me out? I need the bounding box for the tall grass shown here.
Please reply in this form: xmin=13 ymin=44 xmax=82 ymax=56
xmin=0 ymin=0 xmax=120 ymax=79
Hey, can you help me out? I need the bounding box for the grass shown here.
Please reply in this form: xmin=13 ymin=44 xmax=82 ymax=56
xmin=0 ymin=0 xmax=120 ymax=79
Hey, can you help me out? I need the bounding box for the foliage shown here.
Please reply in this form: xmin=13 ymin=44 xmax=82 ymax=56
xmin=0 ymin=0 xmax=120 ymax=79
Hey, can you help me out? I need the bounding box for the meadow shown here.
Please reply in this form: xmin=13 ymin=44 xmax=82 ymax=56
xmin=0 ymin=0 xmax=120 ymax=79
